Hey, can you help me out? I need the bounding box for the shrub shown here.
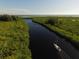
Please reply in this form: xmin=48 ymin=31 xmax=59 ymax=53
xmin=45 ymin=17 xmax=58 ymax=25
xmin=0 ymin=15 xmax=19 ymax=21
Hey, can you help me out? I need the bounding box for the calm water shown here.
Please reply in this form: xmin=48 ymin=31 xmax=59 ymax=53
xmin=25 ymin=19 xmax=79 ymax=59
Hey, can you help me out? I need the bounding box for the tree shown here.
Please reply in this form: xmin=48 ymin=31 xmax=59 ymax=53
xmin=45 ymin=17 xmax=58 ymax=25
xmin=0 ymin=15 xmax=18 ymax=21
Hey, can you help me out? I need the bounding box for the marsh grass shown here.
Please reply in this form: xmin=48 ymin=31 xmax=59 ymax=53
xmin=32 ymin=17 xmax=79 ymax=42
xmin=0 ymin=18 xmax=31 ymax=59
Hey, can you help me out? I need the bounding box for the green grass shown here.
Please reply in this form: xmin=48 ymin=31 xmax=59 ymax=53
xmin=32 ymin=17 xmax=79 ymax=42
xmin=0 ymin=19 xmax=31 ymax=59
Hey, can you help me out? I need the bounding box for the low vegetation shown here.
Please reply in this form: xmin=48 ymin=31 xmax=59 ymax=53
xmin=32 ymin=16 xmax=79 ymax=43
xmin=0 ymin=15 xmax=31 ymax=59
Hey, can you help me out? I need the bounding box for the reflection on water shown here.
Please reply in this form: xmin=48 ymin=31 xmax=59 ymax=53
xmin=25 ymin=19 xmax=79 ymax=59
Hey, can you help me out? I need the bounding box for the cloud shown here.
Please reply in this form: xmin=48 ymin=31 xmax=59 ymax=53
xmin=1 ymin=8 xmax=79 ymax=15
xmin=0 ymin=8 xmax=32 ymax=15
xmin=33 ymin=9 xmax=79 ymax=15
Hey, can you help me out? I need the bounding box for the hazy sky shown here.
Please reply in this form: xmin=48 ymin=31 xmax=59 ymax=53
xmin=0 ymin=0 xmax=79 ymax=15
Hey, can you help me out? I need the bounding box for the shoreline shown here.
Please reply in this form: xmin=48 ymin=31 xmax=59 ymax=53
xmin=32 ymin=20 xmax=79 ymax=50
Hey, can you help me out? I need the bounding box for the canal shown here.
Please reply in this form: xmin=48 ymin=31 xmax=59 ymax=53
xmin=25 ymin=19 xmax=79 ymax=59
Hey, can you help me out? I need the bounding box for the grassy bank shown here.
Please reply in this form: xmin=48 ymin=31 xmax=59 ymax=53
xmin=32 ymin=17 xmax=79 ymax=48
xmin=0 ymin=15 xmax=31 ymax=59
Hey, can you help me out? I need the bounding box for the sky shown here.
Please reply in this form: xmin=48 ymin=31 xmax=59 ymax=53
xmin=0 ymin=0 xmax=79 ymax=15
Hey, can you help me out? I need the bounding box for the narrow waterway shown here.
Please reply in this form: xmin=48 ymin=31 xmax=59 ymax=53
xmin=25 ymin=19 xmax=79 ymax=59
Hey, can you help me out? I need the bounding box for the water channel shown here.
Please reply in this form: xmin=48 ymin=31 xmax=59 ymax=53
xmin=25 ymin=19 xmax=79 ymax=59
